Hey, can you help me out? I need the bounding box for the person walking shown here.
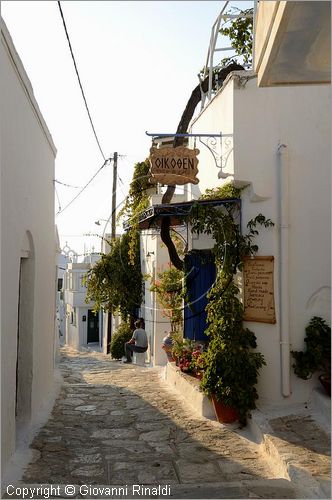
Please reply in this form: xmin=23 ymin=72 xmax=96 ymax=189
xmin=124 ymin=319 xmax=148 ymax=363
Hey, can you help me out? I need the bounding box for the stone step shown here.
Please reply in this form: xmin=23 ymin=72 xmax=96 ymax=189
xmin=248 ymin=410 xmax=331 ymax=499
xmin=163 ymin=361 xmax=331 ymax=498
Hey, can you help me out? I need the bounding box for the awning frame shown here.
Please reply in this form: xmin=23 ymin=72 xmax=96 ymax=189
xmin=123 ymin=198 xmax=241 ymax=231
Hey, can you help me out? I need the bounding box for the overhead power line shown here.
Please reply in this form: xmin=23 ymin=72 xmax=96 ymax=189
xmin=57 ymin=1 xmax=106 ymax=161
xmin=54 ymin=185 xmax=62 ymax=212
xmin=56 ymin=159 xmax=110 ymax=216
xmin=54 ymin=179 xmax=82 ymax=188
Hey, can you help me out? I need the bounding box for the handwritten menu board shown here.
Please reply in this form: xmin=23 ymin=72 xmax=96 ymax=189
xmin=243 ymin=256 xmax=276 ymax=324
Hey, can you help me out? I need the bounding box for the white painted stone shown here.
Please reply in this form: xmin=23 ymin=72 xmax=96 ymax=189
xmin=165 ymin=363 xmax=215 ymax=419
xmin=133 ymin=351 xmax=146 ymax=366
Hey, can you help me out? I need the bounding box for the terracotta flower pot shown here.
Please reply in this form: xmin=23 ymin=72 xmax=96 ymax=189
xmin=211 ymin=394 xmax=239 ymax=423
xmin=165 ymin=351 xmax=175 ymax=362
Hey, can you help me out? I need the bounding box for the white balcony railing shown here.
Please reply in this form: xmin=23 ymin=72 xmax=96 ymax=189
xmin=200 ymin=1 xmax=257 ymax=109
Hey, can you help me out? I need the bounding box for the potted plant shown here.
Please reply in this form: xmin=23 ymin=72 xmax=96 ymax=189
xmin=188 ymin=203 xmax=273 ymax=425
xmin=150 ymin=267 xmax=186 ymax=363
xmin=191 ymin=349 xmax=207 ymax=379
xmin=177 ymin=339 xmax=196 ymax=373
xmin=200 ymin=291 xmax=266 ymax=425
xmin=170 ymin=332 xmax=185 ymax=365
xmin=161 ymin=332 xmax=175 ymax=362
xmin=170 ymin=335 xmax=202 ymax=373
xmin=291 ymin=316 xmax=331 ymax=397
xmin=150 ymin=267 xmax=184 ymax=335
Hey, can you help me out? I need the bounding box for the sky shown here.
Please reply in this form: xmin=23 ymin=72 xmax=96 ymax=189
xmin=1 ymin=0 xmax=251 ymax=257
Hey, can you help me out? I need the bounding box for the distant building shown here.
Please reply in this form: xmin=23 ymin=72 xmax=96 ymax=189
xmin=56 ymin=253 xmax=70 ymax=344
xmin=63 ymin=253 xmax=102 ymax=351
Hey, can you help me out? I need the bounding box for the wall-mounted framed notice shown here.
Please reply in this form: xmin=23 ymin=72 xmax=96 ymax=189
xmin=243 ymin=256 xmax=276 ymax=324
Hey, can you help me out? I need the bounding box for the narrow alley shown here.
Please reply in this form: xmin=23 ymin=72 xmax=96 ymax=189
xmin=5 ymin=347 xmax=302 ymax=499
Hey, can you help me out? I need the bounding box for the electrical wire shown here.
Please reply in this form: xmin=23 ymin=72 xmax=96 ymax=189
xmin=116 ymin=178 xmax=127 ymax=199
xmin=57 ymin=1 xmax=106 ymax=161
xmin=54 ymin=184 xmax=62 ymax=212
xmin=54 ymin=179 xmax=82 ymax=188
xmin=56 ymin=159 xmax=109 ymax=216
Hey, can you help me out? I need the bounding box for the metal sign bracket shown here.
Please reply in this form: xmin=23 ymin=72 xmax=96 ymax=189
xmin=146 ymin=131 xmax=232 ymax=179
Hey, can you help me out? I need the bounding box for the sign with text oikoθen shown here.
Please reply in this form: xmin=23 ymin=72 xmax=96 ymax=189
xmin=149 ymin=146 xmax=199 ymax=185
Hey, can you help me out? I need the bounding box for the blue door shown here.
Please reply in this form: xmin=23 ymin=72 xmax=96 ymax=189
xmin=184 ymin=251 xmax=216 ymax=341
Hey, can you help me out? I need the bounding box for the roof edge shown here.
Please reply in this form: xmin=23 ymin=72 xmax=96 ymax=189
xmin=1 ymin=18 xmax=57 ymax=156
xmin=190 ymin=70 xmax=257 ymax=129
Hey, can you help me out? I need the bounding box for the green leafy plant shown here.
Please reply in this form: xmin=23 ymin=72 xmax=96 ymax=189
xmin=178 ymin=338 xmax=196 ymax=372
xmin=171 ymin=332 xmax=185 ymax=361
xmin=291 ymin=316 xmax=331 ymax=380
xmin=189 ymin=195 xmax=273 ymax=424
xmin=199 ymin=183 xmax=242 ymax=200
xmin=200 ymin=297 xmax=266 ymax=424
xmin=150 ymin=267 xmax=184 ymax=334
xmin=84 ymin=160 xmax=153 ymax=323
xmin=170 ymin=337 xmax=198 ymax=373
xmin=219 ymin=7 xmax=253 ymax=67
xmin=191 ymin=349 xmax=207 ymax=377
xmin=109 ymin=322 xmax=133 ymax=359
xmin=84 ymin=232 xmax=142 ymax=321
xmin=117 ymin=159 xmax=153 ymax=264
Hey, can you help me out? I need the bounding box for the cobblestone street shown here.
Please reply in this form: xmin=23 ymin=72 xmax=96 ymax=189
xmin=9 ymin=347 xmax=306 ymax=498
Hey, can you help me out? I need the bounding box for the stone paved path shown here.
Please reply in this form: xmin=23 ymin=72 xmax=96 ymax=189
xmin=13 ymin=347 xmax=303 ymax=498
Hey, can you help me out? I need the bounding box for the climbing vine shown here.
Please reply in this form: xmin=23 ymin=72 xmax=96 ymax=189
xmin=84 ymin=160 xmax=153 ymax=321
xmin=188 ymin=190 xmax=274 ymax=424
xmin=84 ymin=231 xmax=142 ymax=320
xmin=118 ymin=159 xmax=154 ymax=264
xmin=199 ymin=183 xmax=242 ymax=201
xmin=219 ymin=7 xmax=253 ymax=67
xmin=150 ymin=267 xmax=185 ymax=334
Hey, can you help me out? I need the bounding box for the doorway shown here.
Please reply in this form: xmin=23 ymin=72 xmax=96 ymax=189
xmin=16 ymin=253 xmax=34 ymax=437
xmin=87 ymin=309 xmax=99 ymax=343
xmin=184 ymin=250 xmax=216 ymax=341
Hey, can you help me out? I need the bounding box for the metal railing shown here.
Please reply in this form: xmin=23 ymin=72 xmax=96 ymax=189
xmin=200 ymin=1 xmax=257 ymax=108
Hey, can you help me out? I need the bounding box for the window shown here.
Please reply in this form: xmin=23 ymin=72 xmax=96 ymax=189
xmin=57 ymin=278 xmax=63 ymax=292
xmin=70 ymin=307 xmax=77 ymax=326
xmin=80 ymin=274 xmax=87 ymax=289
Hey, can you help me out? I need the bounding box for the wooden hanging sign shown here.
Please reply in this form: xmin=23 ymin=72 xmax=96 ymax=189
xmin=243 ymin=256 xmax=276 ymax=324
xmin=149 ymin=146 xmax=199 ymax=185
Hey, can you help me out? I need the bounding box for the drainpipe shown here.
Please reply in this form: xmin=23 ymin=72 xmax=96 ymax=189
xmin=277 ymin=143 xmax=291 ymax=397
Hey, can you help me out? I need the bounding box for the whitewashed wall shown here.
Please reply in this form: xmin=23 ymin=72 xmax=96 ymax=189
xmin=190 ymin=72 xmax=331 ymax=405
xmin=1 ymin=20 xmax=57 ymax=477
xmin=56 ymin=252 xmax=69 ymax=342
xmin=63 ymin=262 xmax=100 ymax=350
xmin=140 ymin=194 xmax=186 ymax=366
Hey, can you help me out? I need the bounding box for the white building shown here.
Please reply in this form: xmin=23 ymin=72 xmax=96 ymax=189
xmin=139 ymin=193 xmax=187 ymax=366
xmin=185 ymin=67 xmax=330 ymax=406
xmin=1 ymin=19 xmax=57 ymax=479
xmin=63 ymin=254 xmax=102 ymax=351
xmin=56 ymin=251 xmax=70 ymax=343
